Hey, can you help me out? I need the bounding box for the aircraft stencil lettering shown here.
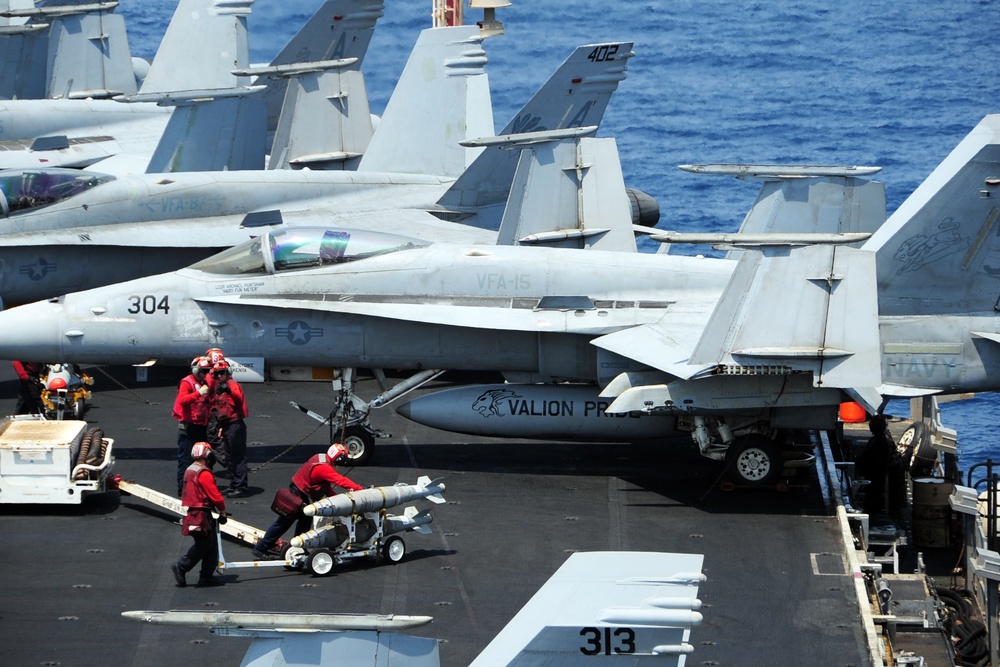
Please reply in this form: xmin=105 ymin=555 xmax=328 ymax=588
xmin=215 ymin=281 xmax=264 ymax=295
xmin=276 ymin=321 xmax=323 ymax=344
xmin=883 ymin=356 xmax=958 ymax=380
xmin=472 ymin=388 xmax=522 ymax=417
xmin=476 ymin=273 xmax=530 ymax=289
xmin=509 ymin=113 xmax=545 ymax=134
xmin=567 ymin=100 xmax=595 ymax=128
xmin=19 ymin=258 xmax=56 ymax=281
xmin=891 ymin=218 xmax=968 ymax=274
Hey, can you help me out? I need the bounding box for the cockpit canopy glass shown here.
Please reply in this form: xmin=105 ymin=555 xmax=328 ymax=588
xmin=0 ymin=168 xmax=114 ymax=215
xmin=191 ymin=228 xmax=430 ymax=276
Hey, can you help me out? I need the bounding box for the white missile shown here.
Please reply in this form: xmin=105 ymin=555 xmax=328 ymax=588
xmin=304 ymin=476 xmax=446 ymax=517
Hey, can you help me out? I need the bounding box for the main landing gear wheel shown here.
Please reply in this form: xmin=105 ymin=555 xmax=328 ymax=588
xmin=726 ymin=435 xmax=782 ymax=486
xmin=307 ymin=548 xmax=336 ymax=576
xmin=342 ymin=426 xmax=374 ymax=466
xmin=898 ymin=422 xmax=935 ymax=476
xmin=381 ymin=536 xmax=406 ymax=564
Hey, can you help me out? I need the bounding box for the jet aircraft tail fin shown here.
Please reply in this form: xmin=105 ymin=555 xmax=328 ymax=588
xmin=146 ymin=93 xmax=267 ymax=173
xmin=677 ymin=164 xmax=886 ymax=259
xmin=864 ymin=114 xmax=1000 ymax=318
xmin=256 ymin=0 xmax=383 ymax=135
xmin=493 ymin=130 xmax=638 ymax=251
xmin=469 ymin=551 xmax=705 ymax=667
xmin=357 ymin=25 xmax=493 ymax=178
xmin=137 ymin=0 xmax=252 ymax=96
xmin=437 ymin=41 xmax=634 ymax=224
xmin=0 ymin=1 xmax=138 ymax=100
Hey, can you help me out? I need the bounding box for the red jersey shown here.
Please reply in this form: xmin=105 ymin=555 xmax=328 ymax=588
xmin=211 ymin=379 xmax=248 ymax=422
xmin=12 ymin=361 xmax=41 ymax=381
xmin=181 ymin=461 xmax=225 ymax=512
xmin=172 ymin=374 xmax=210 ymax=424
xmin=291 ymin=453 xmax=364 ymax=501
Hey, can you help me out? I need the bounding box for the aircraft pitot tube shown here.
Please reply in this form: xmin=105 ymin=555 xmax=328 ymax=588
xmin=290 ymin=508 xmax=435 ymax=549
xmin=303 ymin=476 xmax=446 ymax=517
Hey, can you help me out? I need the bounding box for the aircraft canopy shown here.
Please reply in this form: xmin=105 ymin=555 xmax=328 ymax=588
xmin=0 ymin=169 xmax=114 ymax=216
xmin=192 ymin=227 xmax=429 ymax=276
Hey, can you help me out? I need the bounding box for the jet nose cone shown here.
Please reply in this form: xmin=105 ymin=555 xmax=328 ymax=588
xmin=0 ymin=300 xmax=64 ymax=361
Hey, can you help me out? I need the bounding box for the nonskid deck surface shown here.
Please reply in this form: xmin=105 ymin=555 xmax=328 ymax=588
xmin=0 ymin=363 xmax=869 ymax=667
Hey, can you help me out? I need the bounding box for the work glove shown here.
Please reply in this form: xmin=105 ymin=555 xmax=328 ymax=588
xmin=198 ymin=384 xmax=209 ymax=396
xmin=219 ymin=513 xmax=228 ymax=525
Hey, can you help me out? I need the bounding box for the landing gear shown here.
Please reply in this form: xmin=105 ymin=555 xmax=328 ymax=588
xmin=726 ymin=435 xmax=782 ymax=486
xmin=898 ymin=422 xmax=935 ymax=476
xmin=342 ymin=426 xmax=375 ymax=466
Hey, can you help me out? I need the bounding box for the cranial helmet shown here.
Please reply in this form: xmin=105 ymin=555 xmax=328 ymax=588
xmin=206 ymin=347 xmax=225 ymax=364
xmin=192 ymin=356 xmax=211 ymax=373
xmin=191 ymin=442 xmax=213 ymax=459
xmin=327 ymin=442 xmax=349 ymax=464
xmin=212 ymin=360 xmax=230 ymax=375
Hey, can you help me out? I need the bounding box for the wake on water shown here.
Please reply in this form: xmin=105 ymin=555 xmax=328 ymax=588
xmin=117 ymin=0 xmax=1000 ymax=467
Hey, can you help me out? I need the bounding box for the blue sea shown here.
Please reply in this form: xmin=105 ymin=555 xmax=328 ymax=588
xmin=117 ymin=0 xmax=1000 ymax=468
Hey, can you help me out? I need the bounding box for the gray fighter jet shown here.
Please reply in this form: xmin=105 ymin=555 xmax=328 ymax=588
xmin=0 ymin=37 xmax=645 ymax=308
xmin=0 ymin=116 xmax=994 ymax=483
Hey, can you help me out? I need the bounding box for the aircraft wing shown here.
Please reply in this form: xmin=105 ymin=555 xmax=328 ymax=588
xmin=469 ymin=551 xmax=705 ymax=667
xmin=196 ymin=292 xmax=665 ymax=336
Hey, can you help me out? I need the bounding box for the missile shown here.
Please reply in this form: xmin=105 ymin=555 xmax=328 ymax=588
xmin=396 ymin=384 xmax=673 ymax=441
xmin=304 ymin=476 xmax=446 ymax=518
xmin=290 ymin=508 xmax=434 ymax=549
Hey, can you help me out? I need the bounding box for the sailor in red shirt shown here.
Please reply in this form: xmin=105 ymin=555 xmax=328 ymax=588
xmin=171 ymin=356 xmax=212 ymax=495
xmin=12 ymin=360 xmax=43 ymax=415
xmin=210 ymin=360 xmax=250 ymax=497
xmin=171 ymin=443 xmax=228 ymax=588
xmin=252 ymin=443 xmax=363 ymax=559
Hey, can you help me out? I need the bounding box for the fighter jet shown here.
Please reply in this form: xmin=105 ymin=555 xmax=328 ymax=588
xmin=0 ymin=116 xmax=995 ymax=484
xmin=122 ymin=551 xmax=706 ymax=667
xmin=0 ymin=0 xmax=384 ymax=173
xmin=0 ymin=37 xmax=643 ymax=308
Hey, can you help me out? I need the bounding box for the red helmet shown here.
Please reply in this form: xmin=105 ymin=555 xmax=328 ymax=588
xmin=327 ymin=442 xmax=349 ymax=464
xmin=191 ymin=442 xmax=213 ymax=459
xmin=48 ymin=377 xmax=68 ymax=390
xmin=192 ymin=356 xmax=211 ymax=373
xmin=206 ymin=347 xmax=225 ymax=364
xmin=212 ymin=360 xmax=230 ymax=375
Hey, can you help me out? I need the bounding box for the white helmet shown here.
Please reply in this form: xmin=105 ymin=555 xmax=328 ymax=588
xmin=327 ymin=442 xmax=349 ymax=464
xmin=191 ymin=442 xmax=213 ymax=460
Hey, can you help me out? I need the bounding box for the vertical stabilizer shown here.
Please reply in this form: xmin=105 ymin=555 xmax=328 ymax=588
xmin=139 ymin=0 xmax=252 ymax=95
xmin=358 ymin=25 xmax=492 ymax=177
xmin=469 ymin=552 xmax=705 ymax=667
xmin=146 ymin=94 xmax=267 ymax=173
xmin=47 ymin=8 xmax=137 ymax=98
xmin=438 ymin=41 xmax=633 ymax=225
xmin=496 ymin=132 xmax=637 ymax=251
xmin=258 ymin=0 xmax=383 ymax=132
xmin=865 ymin=114 xmax=1000 ymax=317
xmin=266 ymin=63 xmax=373 ymax=170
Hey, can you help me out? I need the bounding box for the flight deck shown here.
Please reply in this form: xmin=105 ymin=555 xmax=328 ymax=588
xmin=0 ymin=362 xmax=870 ymax=667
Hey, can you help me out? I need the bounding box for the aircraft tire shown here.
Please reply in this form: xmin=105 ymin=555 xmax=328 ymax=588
xmin=898 ymin=422 xmax=935 ymax=476
xmin=382 ymin=536 xmax=405 ymax=564
xmin=343 ymin=426 xmax=374 ymax=466
xmin=726 ymin=435 xmax=782 ymax=486
xmin=307 ymin=548 xmax=335 ymax=576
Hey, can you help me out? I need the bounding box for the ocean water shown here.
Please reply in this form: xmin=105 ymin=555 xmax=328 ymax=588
xmin=116 ymin=0 xmax=1000 ymax=468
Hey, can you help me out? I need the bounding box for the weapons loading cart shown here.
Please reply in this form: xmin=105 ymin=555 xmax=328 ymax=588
xmin=113 ymin=476 xmax=446 ymax=576
xmin=0 ymin=416 xmax=114 ymax=504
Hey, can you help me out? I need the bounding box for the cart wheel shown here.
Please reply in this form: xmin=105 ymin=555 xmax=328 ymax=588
xmin=343 ymin=426 xmax=375 ymax=466
xmin=382 ymin=536 xmax=406 ymax=564
xmin=307 ymin=548 xmax=335 ymax=576
xmin=72 ymin=398 xmax=85 ymax=419
xmin=283 ymin=546 xmax=306 ymax=571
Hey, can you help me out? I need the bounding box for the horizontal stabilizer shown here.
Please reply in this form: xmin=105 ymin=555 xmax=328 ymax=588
xmin=469 ymin=551 xmax=704 ymax=667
